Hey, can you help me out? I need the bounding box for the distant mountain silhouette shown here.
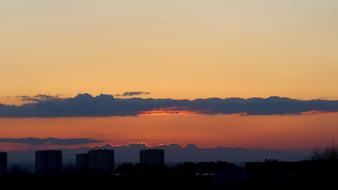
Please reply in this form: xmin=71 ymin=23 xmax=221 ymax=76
xmin=7 ymin=144 xmax=309 ymax=165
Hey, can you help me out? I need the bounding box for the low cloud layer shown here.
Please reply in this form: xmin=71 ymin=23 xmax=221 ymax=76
xmin=0 ymin=137 xmax=102 ymax=146
xmin=7 ymin=143 xmax=309 ymax=163
xmin=1 ymin=93 xmax=338 ymax=117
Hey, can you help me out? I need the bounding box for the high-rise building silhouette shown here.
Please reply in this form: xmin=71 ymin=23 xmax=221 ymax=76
xmin=88 ymin=150 xmax=115 ymax=173
xmin=0 ymin=152 xmax=7 ymax=176
xmin=35 ymin=150 xmax=62 ymax=175
xmin=76 ymin=153 xmax=89 ymax=171
xmin=140 ymin=149 xmax=165 ymax=166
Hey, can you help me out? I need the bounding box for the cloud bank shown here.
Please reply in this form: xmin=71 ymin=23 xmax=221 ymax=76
xmin=1 ymin=93 xmax=338 ymax=117
xmin=0 ymin=137 xmax=102 ymax=146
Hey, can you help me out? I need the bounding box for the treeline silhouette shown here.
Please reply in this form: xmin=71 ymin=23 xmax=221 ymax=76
xmin=1 ymin=160 xmax=338 ymax=189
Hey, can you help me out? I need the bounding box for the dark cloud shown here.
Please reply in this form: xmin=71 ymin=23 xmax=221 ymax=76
xmin=116 ymin=91 xmax=150 ymax=97
xmin=0 ymin=137 xmax=103 ymax=146
xmin=0 ymin=94 xmax=338 ymax=117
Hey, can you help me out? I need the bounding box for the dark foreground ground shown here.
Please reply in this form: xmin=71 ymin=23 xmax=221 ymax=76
xmin=1 ymin=160 xmax=337 ymax=190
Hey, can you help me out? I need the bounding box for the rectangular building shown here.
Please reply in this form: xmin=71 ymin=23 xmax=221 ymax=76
xmin=88 ymin=150 xmax=115 ymax=173
xmin=140 ymin=149 xmax=165 ymax=167
xmin=35 ymin=150 xmax=62 ymax=175
xmin=0 ymin=152 xmax=7 ymax=176
xmin=76 ymin=153 xmax=89 ymax=171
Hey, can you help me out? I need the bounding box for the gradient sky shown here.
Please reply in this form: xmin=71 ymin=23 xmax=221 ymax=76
xmin=1 ymin=0 xmax=338 ymax=151
xmin=1 ymin=0 xmax=338 ymax=99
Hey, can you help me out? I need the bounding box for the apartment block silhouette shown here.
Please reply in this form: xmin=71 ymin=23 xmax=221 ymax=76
xmin=35 ymin=150 xmax=62 ymax=175
xmin=88 ymin=150 xmax=115 ymax=173
xmin=0 ymin=152 xmax=7 ymax=176
xmin=76 ymin=153 xmax=89 ymax=171
xmin=140 ymin=149 xmax=165 ymax=166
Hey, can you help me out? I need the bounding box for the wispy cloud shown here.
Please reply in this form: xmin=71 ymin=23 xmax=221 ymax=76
xmin=0 ymin=94 xmax=338 ymax=117
xmin=116 ymin=91 xmax=150 ymax=97
xmin=17 ymin=94 xmax=63 ymax=103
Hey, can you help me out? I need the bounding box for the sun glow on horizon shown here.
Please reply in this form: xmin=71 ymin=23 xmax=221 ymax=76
xmin=139 ymin=109 xmax=200 ymax=116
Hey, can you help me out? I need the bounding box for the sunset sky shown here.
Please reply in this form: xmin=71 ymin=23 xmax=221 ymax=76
xmin=1 ymin=0 xmax=338 ymax=151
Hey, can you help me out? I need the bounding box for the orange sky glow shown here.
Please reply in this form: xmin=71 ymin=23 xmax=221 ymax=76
xmin=0 ymin=112 xmax=337 ymax=151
